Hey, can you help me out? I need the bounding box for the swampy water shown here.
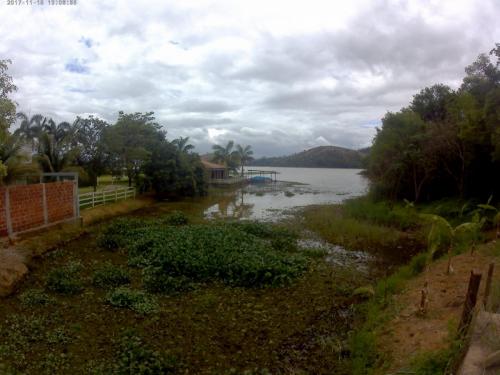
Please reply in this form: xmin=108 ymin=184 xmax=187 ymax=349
xmin=205 ymin=167 xmax=368 ymax=221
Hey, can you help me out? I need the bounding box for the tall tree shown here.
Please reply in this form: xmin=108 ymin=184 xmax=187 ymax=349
xmin=36 ymin=120 xmax=78 ymax=172
xmin=0 ymin=59 xmax=17 ymax=132
xmin=172 ymin=136 xmax=194 ymax=153
xmin=103 ymin=112 xmax=165 ymax=186
xmin=14 ymin=113 xmax=44 ymax=152
xmin=74 ymin=115 xmax=110 ymax=191
xmin=235 ymin=144 xmax=254 ymax=176
xmin=0 ymin=131 xmax=38 ymax=185
xmin=212 ymin=140 xmax=238 ymax=173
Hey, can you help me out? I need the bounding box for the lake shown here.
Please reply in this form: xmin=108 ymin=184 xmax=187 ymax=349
xmin=204 ymin=167 xmax=368 ymax=221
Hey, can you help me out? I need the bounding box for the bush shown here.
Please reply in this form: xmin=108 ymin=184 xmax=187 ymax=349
xmin=271 ymin=237 xmax=298 ymax=252
xmin=115 ymin=333 xmax=177 ymax=374
xmin=19 ymin=289 xmax=54 ymax=307
xmin=97 ymin=218 xmax=150 ymax=250
xmin=92 ymin=263 xmax=131 ymax=289
xmin=161 ymin=211 xmax=189 ymax=226
xmin=106 ymin=287 xmax=158 ymax=315
xmin=45 ymin=262 xmax=83 ymax=295
xmin=409 ymin=253 xmax=428 ymax=276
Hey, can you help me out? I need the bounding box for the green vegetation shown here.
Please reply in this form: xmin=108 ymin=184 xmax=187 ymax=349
xmin=106 ymin=287 xmax=158 ymax=315
xmin=115 ymin=333 xmax=177 ymax=374
xmin=250 ymin=145 xmax=365 ymax=168
xmin=367 ymin=44 xmax=500 ymax=203
xmin=92 ymin=263 xmax=131 ymax=289
xmin=99 ymin=218 xmax=307 ymax=289
xmin=45 ymin=261 xmax=84 ymax=295
xmin=302 ymin=198 xmax=425 ymax=258
xmin=18 ymin=289 xmax=55 ymax=307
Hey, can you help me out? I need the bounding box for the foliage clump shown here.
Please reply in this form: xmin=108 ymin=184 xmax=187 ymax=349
xmin=45 ymin=261 xmax=84 ymax=295
xmin=161 ymin=210 xmax=189 ymax=226
xmin=106 ymin=287 xmax=158 ymax=315
xmin=99 ymin=219 xmax=307 ymax=290
xmin=19 ymin=289 xmax=55 ymax=307
xmin=115 ymin=332 xmax=177 ymax=374
xmin=92 ymin=262 xmax=130 ymax=289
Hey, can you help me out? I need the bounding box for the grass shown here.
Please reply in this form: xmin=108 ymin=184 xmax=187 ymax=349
xmin=302 ymin=202 xmax=425 ymax=262
xmin=78 ymin=174 xmax=129 ymax=194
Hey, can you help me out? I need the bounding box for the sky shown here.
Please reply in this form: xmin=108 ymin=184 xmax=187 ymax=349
xmin=1 ymin=0 xmax=499 ymax=157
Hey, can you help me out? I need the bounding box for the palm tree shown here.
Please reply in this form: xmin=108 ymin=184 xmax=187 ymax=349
xmin=172 ymin=136 xmax=194 ymax=153
xmin=14 ymin=113 xmax=44 ymax=152
xmin=36 ymin=121 xmax=79 ymax=173
xmin=235 ymin=144 xmax=254 ymax=176
xmin=212 ymin=140 xmax=238 ymax=173
xmin=0 ymin=132 xmax=39 ymax=185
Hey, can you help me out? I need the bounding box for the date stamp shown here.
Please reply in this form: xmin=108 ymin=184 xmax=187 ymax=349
xmin=6 ymin=0 xmax=77 ymax=5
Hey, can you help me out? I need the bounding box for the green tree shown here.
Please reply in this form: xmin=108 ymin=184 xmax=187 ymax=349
xmin=14 ymin=113 xmax=44 ymax=152
xmin=410 ymin=84 xmax=452 ymax=122
xmin=0 ymin=59 xmax=17 ymax=132
xmin=212 ymin=140 xmax=238 ymax=173
xmin=74 ymin=115 xmax=110 ymax=191
xmin=36 ymin=120 xmax=78 ymax=172
xmin=172 ymin=136 xmax=194 ymax=153
xmin=143 ymin=141 xmax=207 ymax=198
xmin=235 ymin=144 xmax=254 ymax=176
xmin=103 ymin=112 xmax=165 ymax=186
xmin=0 ymin=131 xmax=38 ymax=185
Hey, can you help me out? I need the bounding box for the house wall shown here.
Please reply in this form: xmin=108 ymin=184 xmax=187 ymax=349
xmin=0 ymin=181 xmax=77 ymax=237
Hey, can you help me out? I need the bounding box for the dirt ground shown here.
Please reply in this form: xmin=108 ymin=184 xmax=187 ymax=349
xmin=378 ymin=240 xmax=500 ymax=373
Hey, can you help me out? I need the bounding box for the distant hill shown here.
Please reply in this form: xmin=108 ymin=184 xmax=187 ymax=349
xmin=249 ymin=146 xmax=368 ymax=169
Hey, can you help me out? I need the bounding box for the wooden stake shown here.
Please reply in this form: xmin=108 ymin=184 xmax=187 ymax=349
xmin=419 ymin=281 xmax=429 ymax=315
xmin=458 ymin=270 xmax=482 ymax=335
xmin=446 ymin=247 xmax=453 ymax=275
xmin=483 ymin=263 xmax=495 ymax=311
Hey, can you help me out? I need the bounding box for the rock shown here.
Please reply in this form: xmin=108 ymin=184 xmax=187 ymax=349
xmin=484 ymin=350 xmax=500 ymax=369
xmin=352 ymin=285 xmax=375 ymax=299
xmin=0 ymin=249 xmax=28 ymax=297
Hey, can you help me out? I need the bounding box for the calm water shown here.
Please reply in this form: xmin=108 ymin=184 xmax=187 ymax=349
xmin=204 ymin=167 xmax=368 ymax=221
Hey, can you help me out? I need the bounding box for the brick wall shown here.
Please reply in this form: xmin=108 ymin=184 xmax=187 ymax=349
xmin=0 ymin=181 xmax=76 ymax=237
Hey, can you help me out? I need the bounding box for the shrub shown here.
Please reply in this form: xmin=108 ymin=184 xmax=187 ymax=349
xmin=97 ymin=218 xmax=151 ymax=250
xmin=106 ymin=287 xmax=158 ymax=315
xmin=19 ymin=289 xmax=54 ymax=307
xmin=271 ymin=237 xmax=298 ymax=252
xmin=409 ymin=253 xmax=428 ymax=276
xmin=92 ymin=263 xmax=131 ymax=289
xmin=115 ymin=333 xmax=177 ymax=374
xmin=161 ymin=211 xmax=189 ymax=226
xmin=45 ymin=262 xmax=83 ymax=295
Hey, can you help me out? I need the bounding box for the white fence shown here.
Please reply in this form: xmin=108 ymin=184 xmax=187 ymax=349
xmin=79 ymin=187 xmax=136 ymax=209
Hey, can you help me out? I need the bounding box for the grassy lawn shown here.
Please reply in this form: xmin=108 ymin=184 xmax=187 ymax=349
xmin=0 ymin=211 xmax=371 ymax=374
xmin=78 ymin=175 xmax=129 ymax=194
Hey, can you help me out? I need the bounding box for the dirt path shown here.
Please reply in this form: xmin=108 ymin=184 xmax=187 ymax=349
xmin=377 ymin=241 xmax=500 ymax=373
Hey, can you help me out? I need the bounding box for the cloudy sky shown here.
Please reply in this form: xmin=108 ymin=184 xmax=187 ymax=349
xmin=1 ymin=0 xmax=499 ymax=157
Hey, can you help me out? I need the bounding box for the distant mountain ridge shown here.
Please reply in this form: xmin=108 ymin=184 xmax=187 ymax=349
xmin=249 ymin=146 xmax=369 ymax=169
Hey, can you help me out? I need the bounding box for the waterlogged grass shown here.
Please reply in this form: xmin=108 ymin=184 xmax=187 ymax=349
xmin=99 ymin=218 xmax=308 ymax=289
xmin=301 ymin=197 xmax=427 ymax=263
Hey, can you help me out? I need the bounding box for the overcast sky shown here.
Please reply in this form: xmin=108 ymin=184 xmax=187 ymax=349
xmin=1 ymin=0 xmax=499 ymax=157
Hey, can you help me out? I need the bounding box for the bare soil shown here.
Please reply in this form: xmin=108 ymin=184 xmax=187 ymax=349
xmin=378 ymin=241 xmax=500 ymax=373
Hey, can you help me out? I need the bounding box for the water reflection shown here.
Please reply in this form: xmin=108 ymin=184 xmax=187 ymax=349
xmin=204 ymin=167 xmax=368 ymax=221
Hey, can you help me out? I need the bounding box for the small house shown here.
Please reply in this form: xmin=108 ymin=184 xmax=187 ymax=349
xmin=201 ymin=160 xmax=226 ymax=180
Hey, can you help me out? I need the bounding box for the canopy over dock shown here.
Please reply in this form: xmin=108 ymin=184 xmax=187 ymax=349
xmin=244 ymin=169 xmax=278 ymax=182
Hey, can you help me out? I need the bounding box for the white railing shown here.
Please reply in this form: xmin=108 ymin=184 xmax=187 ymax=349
xmin=79 ymin=186 xmax=136 ymax=209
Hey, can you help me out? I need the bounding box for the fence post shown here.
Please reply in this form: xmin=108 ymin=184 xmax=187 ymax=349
xmin=115 ymin=189 xmax=118 ymax=202
xmin=458 ymin=270 xmax=482 ymax=335
xmin=42 ymin=183 xmax=48 ymax=224
xmin=4 ymin=188 xmax=13 ymax=237
xmin=483 ymin=263 xmax=495 ymax=311
xmin=92 ymin=192 xmax=95 ymax=207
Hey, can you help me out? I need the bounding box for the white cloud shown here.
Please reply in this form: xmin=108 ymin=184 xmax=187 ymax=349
xmin=1 ymin=0 xmax=499 ymax=156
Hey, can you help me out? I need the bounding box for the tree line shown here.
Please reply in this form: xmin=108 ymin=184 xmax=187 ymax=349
xmin=367 ymin=43 xmax=500 ymax=203
xmin=0 ymin=59 xmax=253 ymax=197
